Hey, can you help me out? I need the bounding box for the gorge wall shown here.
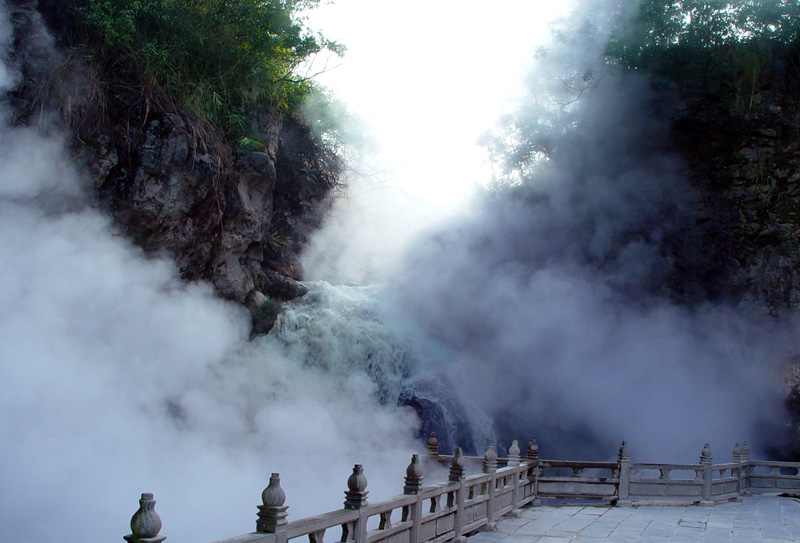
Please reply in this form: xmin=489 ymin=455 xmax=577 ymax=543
xmin=8 ymin=0 xmax=340 ymax=335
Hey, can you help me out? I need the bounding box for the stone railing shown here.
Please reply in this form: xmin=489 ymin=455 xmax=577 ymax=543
xmin=121 ymin=435 xmax=800 ymax=543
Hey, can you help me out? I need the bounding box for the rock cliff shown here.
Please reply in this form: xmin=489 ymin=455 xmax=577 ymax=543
xmin=663 ymin=53 xmax=800 ymax=314
xmin=8 ymin=0 xmax=340 ymax=335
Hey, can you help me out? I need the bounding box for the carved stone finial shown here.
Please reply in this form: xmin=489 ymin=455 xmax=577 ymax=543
xmin=618 ymin=441 xmax=630 ymax=462
xmin=526 ymin=438 xmax=539 ymax=461
xmin=257 ymin=473 xmax=289 ymax=533
xmin=262 ymin=473 xmax=287 ymax=507
xmin=404 ymin=454 xmax=424 ymax=494
xmin=483 ymin=444 xmax=498 ymax=473
xmin=124 ymin=493 xmax=166 ymax=543
xmin=344 ymin=464 xmax=369 ymax=509
xmin=508 ymin=440 xmax=521 ymax=465
xmin=449 ymin=447 xmax=466 ymax=481
xmin=427 ymin=432 xmax=439 ymax=456
xmin=700 ymin=444 xmax=713 ymax=464
xmin=732 ymin=443 xmax=742 ymax=462
xmin=742 ymin=441 xmax=750 ymax=460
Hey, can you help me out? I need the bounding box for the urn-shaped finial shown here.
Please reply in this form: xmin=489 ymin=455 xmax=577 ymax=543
xmin=732 ymin=443 xmax=742 ymax=462
xmin=256 ymin=473 xmax=289 ymax=533
xmin=508 ymin=440 xmax=521 ymax=466
xmin=526 ymin=438 xmax=539 ymax=461
xmin=404 ymin=454 xmax=424 ymax=494
xmin=344 ymin=464 xmax=369 ymax=509
xmin=124 ymin=493 xmax=166 ymax=543
xmin=482 ymin=444 xmax=498 ymax=473
xmin=449 ymin=447 xmax=466 ymax=481
xmin=427 ymin=432 xmax=439 ymax=456
xmin=618 ymin=441 xmax=630 ymax=461
xmin=700 ymin=443 xmax=713 ymax=464
xmin=262 ymin=473 xmax=286 ymax=507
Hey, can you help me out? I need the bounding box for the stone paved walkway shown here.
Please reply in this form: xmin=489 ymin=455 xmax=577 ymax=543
xmin=466 ymin=496 xmax=800 ymax=542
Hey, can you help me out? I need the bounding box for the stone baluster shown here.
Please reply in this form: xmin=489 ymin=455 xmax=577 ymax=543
xmin=699 ymin=444 xmax=713 ymax=506
xmin=427 ymin=432 xmax=440 ymax=458
xmin=124 ymin=493 xmax=166 ymax=543
xmin=378 ymin=510 xmax=392 ymax=530
xmin=659 ymin=468 xmax=671 ymax=480
xmin=342 ymin=465 xmax=369 ymax=543
xmin=508 ymin=440 xmax=521 ymax=467
xmin=616 ymin=441 xmax=632 ymax=507
xmin=257 ymin=473 xmax=289 ymax=540
xmin=571 ymin=467 xmax=584 ymax=478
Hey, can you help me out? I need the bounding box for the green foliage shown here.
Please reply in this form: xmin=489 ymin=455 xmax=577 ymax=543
xmin=257 ymin=295 xmax=280 ymax=319
xmin=606 ymin=0 xmax=800 ymax=91
xmin=69 ymin=0 xmax=343 ymax=141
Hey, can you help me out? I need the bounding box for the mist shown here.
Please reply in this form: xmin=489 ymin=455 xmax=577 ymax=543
xmin=300 ymin=0 xmax=571 ymax=284
xmin=0 ymin=5 xmax=419 ymax=543
xmin=376 ymin=0 xmax=800 ymax=462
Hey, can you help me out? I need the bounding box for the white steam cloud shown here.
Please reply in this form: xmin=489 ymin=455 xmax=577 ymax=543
xmin=300 ymin=0 xmax=572 ymax=284
xmin=378 ymin=0 xmax=800 ymax=463
xmin=0 ymin=6 xmax=418 ymax=543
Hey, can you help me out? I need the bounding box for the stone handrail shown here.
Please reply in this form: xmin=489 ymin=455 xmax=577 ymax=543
xmin=121 ymin=436 xmax=800 ymax=543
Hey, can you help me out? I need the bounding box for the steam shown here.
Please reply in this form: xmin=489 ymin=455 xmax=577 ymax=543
xmin=300 ymin=0 xmax=571 ymax=284
xmin=380 ymin=1 xmax=800 ymax=462
xmin=0 ymin=6 xmax=418 ymax=543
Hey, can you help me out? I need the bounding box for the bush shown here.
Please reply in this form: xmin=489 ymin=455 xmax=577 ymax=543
xmin=70 ymin=0 xmax=343 ymax=142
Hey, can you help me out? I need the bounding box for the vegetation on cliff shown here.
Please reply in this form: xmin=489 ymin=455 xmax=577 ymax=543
xmin=11 ymin=0 xmax=348 ymax=334
xmin=68 ymin=0 xmax=343 ymax=146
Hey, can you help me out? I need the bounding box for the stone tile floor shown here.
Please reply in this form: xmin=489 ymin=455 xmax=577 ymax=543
xmin=466 ymin=496 xmax=800 ymax=542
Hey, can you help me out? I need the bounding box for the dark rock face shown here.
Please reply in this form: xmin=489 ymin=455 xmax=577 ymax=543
xmin=11 ymin=2 xmax=339 ymax=335
xmin=662 ymin=57 xmax=800 ymax=314
xmin=398 ymin=375 xmax=488 ymax=456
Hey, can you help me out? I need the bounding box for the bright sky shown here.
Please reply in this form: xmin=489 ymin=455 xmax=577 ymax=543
xmin=304 ymin=0 xmax=572 ymax=210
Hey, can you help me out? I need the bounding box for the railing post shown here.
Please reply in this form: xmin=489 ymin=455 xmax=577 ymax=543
xmin=732 ymin=443 xmax=744 ymax=502
xmin=257 ymin=473 xmax=289 ymax=543
xmin=404 ymin=455 xmax=424 ymax=543
xmin=526 ymin=437 xmax=540 ymax=506
xmin=124 ymin=493 xmax=166 ymax=543
xmin=616 ymin=441 xmax=632 ymax=507
xmin=449 ymin=448 xmax=467 ymax=543
xmin=342 ymin=465 xmax=369 ymax=543
xmin=742 ymin=441 xmax=751 ymax=496
xmin=482 ymin=444 xmax=498 ymax=531
xmin=700 ymin=444 xmax=713 ymax=506
xmin=508 ymin=440 xmax=522 ymax=518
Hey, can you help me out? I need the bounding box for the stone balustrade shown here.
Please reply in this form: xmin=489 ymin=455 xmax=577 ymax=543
xmin=123 ymin=436 xmax=800 ymax=543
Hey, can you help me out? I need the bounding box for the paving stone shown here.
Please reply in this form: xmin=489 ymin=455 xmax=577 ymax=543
xmin=466 ymin=497 xmax=799 ymax=543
